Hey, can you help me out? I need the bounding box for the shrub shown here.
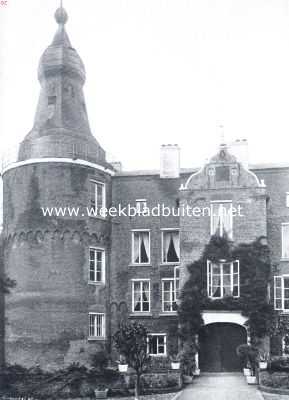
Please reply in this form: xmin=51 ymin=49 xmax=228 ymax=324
xmin=90 ymin=350 xmax=109 ymax=372
xmin=270 ymin=356 xmax=289 ymax=372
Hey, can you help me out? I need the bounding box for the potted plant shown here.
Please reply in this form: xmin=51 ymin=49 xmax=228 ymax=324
xmin=170 ymin=352 xmax=181 ymax=370
xmin=236 ymin=344 xmax=258 ymax=377
xmin=118 ymin=354 xmax=128 ymax=373
xmin=179 ymin=341 xmax=197 ymax=383
xmin=246 ymin=371 xmax=257 ymax=385
xmin=94 ymin=385 xmax=109 ymax=399
xmin=258 ymin=350 xmax=269 ymax=370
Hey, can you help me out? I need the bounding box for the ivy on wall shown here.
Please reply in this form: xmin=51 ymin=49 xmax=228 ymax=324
xmin=178 ymin=235 xmax=275 ymax=342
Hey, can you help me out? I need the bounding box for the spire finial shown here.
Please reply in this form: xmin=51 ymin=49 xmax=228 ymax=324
xmin=218 ymin=124 xmax=226 ymax=146
xmin=55 ymin=1 xmax=68 ymax=25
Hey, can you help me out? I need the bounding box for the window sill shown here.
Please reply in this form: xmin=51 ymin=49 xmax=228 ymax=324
xmin=159 ymin=312 xmax=178 ymax=317
xmin=129 ymin=264 xmax=152 ymax=267
xmin=129 ymin=313 xmax=152 ymax=318
xmin=160 ymin=262 xmax=180 ymax=266
xmin=149 ymin=354 xmax=167 ymax=357
xmin=89 ymin=215 xmax=107 ymax=221
xmin=88 ymin=337 xmax=106 ymax=341
xmin=88 ymin=281 xmax=106 ymax=286
xmin=280 ymin=258 xmax=289 ymax=262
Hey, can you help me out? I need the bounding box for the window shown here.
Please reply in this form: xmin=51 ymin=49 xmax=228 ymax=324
xmin=283 ymin=335 xmax=289 ymax=355
xmin=89 ymin=248 xmax=105 ymax=283
xmin=162 ymin=230 xmax=180 ymax=263
xmin=90 ymin=181 xmax=105 ymax=217
xmin=286 ymin=193 xmax=289 ymax=208
xmin=211 ymin=201 xmax=233 ymax=238
xmin=132 ymin=231 xmax=150 ymax=264
xmin=147 ymin=334 xmax=167 ymax=356
xmin=174 ymin=266 xmax=180 ymax=300
xmin=89 ymin=313 xmax=105 ymax=338
xmin=207 ymin=260 xmax=239 ymax=298
xmin=274 ymin=276 xmax=289 ymax=311
xmin=136 ymin=199 xmax=147 ymax=215
xmin=132 ymin=280 xmax=150 ymax=312
xmin=282 ymin=224 xmax=289 ymax=259
xmin=162 ymin=279 xmax=178 ymax=312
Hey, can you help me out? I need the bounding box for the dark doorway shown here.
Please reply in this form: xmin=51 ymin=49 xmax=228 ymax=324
xmin=199 ymin=323 xmax=247 ymax=372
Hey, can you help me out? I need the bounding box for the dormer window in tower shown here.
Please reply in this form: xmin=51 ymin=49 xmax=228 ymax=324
xmin=90 ymin=180 xmax=106 ymax=217
xmin=161 ymin=229 xmax=180 ymax=264
xmin=210 ymin=201 xmax=233 ymax=239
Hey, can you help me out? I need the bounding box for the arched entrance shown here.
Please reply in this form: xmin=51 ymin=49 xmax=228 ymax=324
xmin=199 ymin=323 xmax=247 ymax=372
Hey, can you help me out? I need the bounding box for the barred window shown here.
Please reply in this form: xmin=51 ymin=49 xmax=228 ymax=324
xmin=89 ymin=313 xmax=105 ymax=338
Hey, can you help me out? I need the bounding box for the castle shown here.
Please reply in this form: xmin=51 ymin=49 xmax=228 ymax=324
xmin=1 ymin=6 xmax=289 ymax=372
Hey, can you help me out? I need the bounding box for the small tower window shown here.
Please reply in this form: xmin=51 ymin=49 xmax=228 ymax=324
xmin=48 ymin=96 xmax=57 ymax=105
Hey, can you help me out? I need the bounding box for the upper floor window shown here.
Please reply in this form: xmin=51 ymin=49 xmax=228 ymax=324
xmin=211 ymin=201 xmax=233 ymax=239
xmin=90 ymin=181 xmax=105 ymax=217
xmin=282 ymin=224 xmax=289 ymax=259
xmin=132 ymin=231 xmax=150 ymax=264
xmin=132 ymin=279 xmax=150 ymax=312
xmin=274 ymin=276 xmax=289 ymax=311
xmin=162 ymin=279 xmax=178 ymax=312
xmin=174 ymin=266 xmax=180 ymax=300
xmin=89 ymin=313 xmax=105 ymax=338
xmin=162 ymin=230 xmax=180 ymax=264
xmin=207 ymin=260 xmax=239 ymax=299
xmin=136 ymin=199 xmax=147 ymax=215
xmin=286 ymin=193 xmax=289 ymax=208
xmin=147 ymin=334 xmax=167 ymax=356
xmin=89 ymin=248 xmax=105 ymax=284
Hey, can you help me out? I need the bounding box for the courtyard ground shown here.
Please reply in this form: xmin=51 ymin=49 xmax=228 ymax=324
xmin=109 ymin=393 xmax=178 ymax=400
xmin=178 ymin=373 xmax=263 ymax=400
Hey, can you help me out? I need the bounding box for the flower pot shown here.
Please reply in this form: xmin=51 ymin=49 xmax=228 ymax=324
xmin=183 ymin=375 xmax=194 ymax=383
xmin=94 ymin=388 xmax=108 ymax=399
xmin=171 ymin=362 xmax=180 ymax=370
xmin=118 ymin=364 xmax=128 ymax=373
xmin=243 ymin=368 xmax=251 ymax=376
xmin=246 ymin=376 xmax=257 ymax=385
xmin=259 ymin=361 xmax=267 ymax=370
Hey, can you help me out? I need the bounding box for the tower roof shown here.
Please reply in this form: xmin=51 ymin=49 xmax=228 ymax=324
xmin=19 ymin=6 xmax=107 ymax=166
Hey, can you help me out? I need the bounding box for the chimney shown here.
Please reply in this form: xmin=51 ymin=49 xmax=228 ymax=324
xmin=110 ymin=162 xmax=122 ymax=173
xmin=228 ymin=139 xmax=249 ymax=169
xmin=160 ymin=144 xmax=180 ymax=178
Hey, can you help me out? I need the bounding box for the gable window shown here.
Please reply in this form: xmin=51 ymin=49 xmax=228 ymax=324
xmin=211 ymin=201 xmax=233 ymax=239
xmin=89 ymin=248 xmax=105 ymax=283
xmin=90 ymin=181 xmax=105 ymax=217
xmin=132 ymin=280 xmax=150 ymax=312
xmin=162 ymin=230 xmax=180 ymax=263
xmin=132 ymin=231 xmax=150 ymax=264
xmin=162 ymin=279 xmax=178 ymax=312
xmin=274 ymin=276 xmax=289 ymax=311
xmin=147 ymin=334 xmax=167 ymax=356
xmin=282 ymin=224 xmax=289 ymax=259
xmin=136 ymin=199 xmax=147 ymax=215
xmin=89 ymin=313 xmax=105 ymax=338
xmin=207 ymin=260 xmax=239 ymax=298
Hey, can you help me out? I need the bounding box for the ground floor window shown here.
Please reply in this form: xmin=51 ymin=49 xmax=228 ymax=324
xmin=147 ymin=334 xmax=167 ymax=356
xmin=132 ymin=279 xmax=150 ymax=312
xmin=283 ymin=334 xmax=289 ymax=356
xmin=207 ymin=260 xmax=239 ymax=298
xmin=162 ymin=279 xmax=177 ymax=312
xmin=89 ymin=313 xmax=105 ymax=338
xmin=274 ymin=275 xmax=289 ymax=311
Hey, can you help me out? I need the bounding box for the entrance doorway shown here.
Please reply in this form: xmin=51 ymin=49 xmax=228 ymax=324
xmin=199 ymin=323 xmax=247 ymax=372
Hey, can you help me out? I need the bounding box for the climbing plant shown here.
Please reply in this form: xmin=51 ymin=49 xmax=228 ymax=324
xmin=178 ymin=235 xmax=275 ymax=343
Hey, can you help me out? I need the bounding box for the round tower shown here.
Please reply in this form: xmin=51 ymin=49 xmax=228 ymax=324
xmin=2 ymin=7 xmax=114 ymax=370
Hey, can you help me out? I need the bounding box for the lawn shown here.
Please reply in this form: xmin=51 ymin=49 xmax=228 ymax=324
xmin=262 ymin=394 xmax=289 ymax=400
xmin=109 ymin=393 xmax=180 ymax=400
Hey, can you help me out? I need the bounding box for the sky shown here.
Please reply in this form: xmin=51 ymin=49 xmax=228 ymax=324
xmin=1 ymin=0 xmax=289 ymax=171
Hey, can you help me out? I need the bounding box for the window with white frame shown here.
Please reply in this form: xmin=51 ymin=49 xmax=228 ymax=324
xmin=282 ymin=224 xmax=289 ymax=259
xmin=162 ymin=279 xmax=178 ymax=312
xmin=132 ymin=231 xmax=150 ymax=264
xmin=136 ymin=199 xmax=147 ymax=215
xmin=132 ymin=280 xmax=150 ymax=312
xmin=174 ymin=266 xmax=180 ymax=300
xmin=147 ymin=334 xmax=167 ymax=356
xmin=211 ymin=201 xmax=233 ymax=239
xmin=90 ymin=181 xmax=105 ymax=216
xmin=286 ymin=193 xmax=289 ymax=208
xmin=162 ymin=230 xmax=180 ymax=263
xmin=283 ymin=334 xmax=289 ymax=355
xmin=274 ymin=276 xmax=289 ymax=311
xmin=89 ymin=313 xmax=105 ymax=338
xmin=89 ymin=248 xmax=105 ymax=283
xmin=207 ymin=260 xmax=239 ymax=298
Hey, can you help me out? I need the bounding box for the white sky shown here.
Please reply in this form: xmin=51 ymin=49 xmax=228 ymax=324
xmin=1 ymin=0 xmax=289 ymax=171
